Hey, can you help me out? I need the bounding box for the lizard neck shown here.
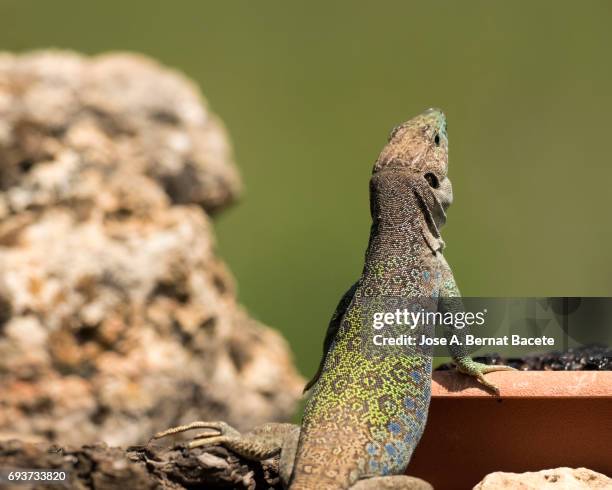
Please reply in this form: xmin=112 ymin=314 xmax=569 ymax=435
xmin=366 ymin=168 xmax=447 ymax=263
xmin=364 ymin=180 xmax=429 ymax=266
xmin=362 ymin=217 xmax=426 ymax=267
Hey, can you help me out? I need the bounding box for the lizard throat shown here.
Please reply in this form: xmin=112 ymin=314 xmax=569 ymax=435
xmin=412 ymin=186 xmax=447 ymax=253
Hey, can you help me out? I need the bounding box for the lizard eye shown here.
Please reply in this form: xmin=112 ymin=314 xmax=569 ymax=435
xmin=424 ymin=173 xmax=440 ymax=189
xmin=434 ymin=133 xmax=441 ymax=146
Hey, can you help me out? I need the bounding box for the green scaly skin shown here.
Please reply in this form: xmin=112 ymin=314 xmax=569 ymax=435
xmin=152 ymin=108 xmax=514 ymax=490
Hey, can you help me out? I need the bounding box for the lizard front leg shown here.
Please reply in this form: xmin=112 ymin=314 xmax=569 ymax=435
xmin=437 ymin=256 xmax=515 ymax=393
xmin=152 ymin=421 xmax=300 ymax=488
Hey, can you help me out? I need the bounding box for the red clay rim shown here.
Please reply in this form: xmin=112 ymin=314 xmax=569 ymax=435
xmin=432 ymin=371 xmax=612 ymax=398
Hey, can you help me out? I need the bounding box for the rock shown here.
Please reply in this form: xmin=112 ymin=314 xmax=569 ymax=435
xmin=0 ymin=51 xmax=304 ymax=447
xmin=474 ymin=467 xmax=612 ymax=489
xmin=352 ymin=476 xmax=433 ymax=489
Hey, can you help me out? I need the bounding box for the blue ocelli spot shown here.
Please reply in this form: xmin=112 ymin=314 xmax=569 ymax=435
xmin=384 ymin=443 xmax=397 ymax=456
xmin=404 ymin=397 xmax=415 ymax=410
xmin=388 ymin=422 xmax=401 ymax=434
xmin=366 ymin=442 xmax=379 ymax=455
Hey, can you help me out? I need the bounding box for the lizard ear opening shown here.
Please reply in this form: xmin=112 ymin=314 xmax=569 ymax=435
xmin=424 ymin=172 xmax=440 ymax=189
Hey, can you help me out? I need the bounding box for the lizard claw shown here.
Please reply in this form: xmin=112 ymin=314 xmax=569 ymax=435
xmin=455 ymin=359 xmax=516 ymax=394
xmin=479 ymin=364 xmax=517 ymax=374
xmin=474 ymin=372 xmax=500 ymax=394
xmin=151 ymin=421 xmax=241 ymax=446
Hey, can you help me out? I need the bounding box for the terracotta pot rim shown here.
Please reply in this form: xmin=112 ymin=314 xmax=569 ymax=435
xmin=432 ymin=370 xmax=612 ymax=398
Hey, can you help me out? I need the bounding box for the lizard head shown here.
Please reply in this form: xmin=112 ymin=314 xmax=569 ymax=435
xmin=373 ymin=107 xmax=451 ymax=209
xmin=370 ymin=108 xmax=452 ymax=251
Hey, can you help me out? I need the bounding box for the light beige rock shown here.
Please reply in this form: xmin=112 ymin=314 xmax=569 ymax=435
xmin=474 ymin=467 xmax=612 ymax=489
xmin=0 ymin=51 xmax=303 ymax=446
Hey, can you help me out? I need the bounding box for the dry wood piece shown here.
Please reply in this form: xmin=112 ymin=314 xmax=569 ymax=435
xmin=0 ymin=439 xmax=283 ymax=489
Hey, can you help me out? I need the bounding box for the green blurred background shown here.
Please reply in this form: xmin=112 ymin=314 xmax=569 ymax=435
xmin=1 ymin=1 xmax=610 ymax=377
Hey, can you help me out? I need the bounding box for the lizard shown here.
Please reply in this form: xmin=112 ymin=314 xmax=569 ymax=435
xmin=152 ymin=108 xmax=514 ymax=489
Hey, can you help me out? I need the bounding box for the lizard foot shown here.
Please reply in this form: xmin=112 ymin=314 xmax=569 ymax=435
xmin=150 ymin=421 xmax=297 ymax=461
xmin=454 ymin=358 xmax=516 ymax=394
xmin=151 ymin=420 xmax=241 ymax=449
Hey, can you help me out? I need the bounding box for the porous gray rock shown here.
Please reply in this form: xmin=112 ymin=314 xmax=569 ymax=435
xmin=473 ymin=467 xmax=612 ymax=489
xmin=0 ymin=51 xmax=304 ymax=447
